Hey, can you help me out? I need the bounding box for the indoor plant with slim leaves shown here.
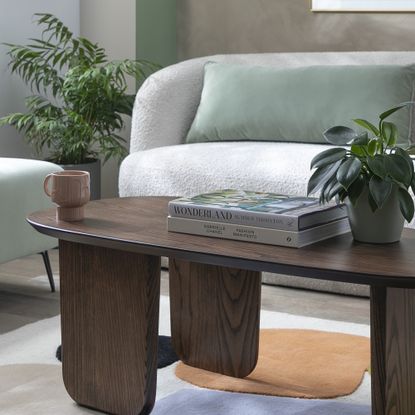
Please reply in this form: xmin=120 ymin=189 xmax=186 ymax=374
xmin=0 ymin=13 xmax=159 ymax=199
xmin=307 ymin=102 xmax=415 ymax=243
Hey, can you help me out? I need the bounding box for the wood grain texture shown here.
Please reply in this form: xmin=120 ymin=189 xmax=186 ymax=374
xmin=28 ymin=197 xmax=415 ymax=287
xmin=169 ymin=258 xmax=261 ymax=378
xmin=370 ymin=286 xmax=386 ymax=415
xmin=385 ymin=288 xmax=415 ymax=415
xmin=59 ymin=240 xmax=160 ymax=415
xmin=371 ymin=287 xmax=415 ymax=415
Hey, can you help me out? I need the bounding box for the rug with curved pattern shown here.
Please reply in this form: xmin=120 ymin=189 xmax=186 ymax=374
xmin=0 ymin=296 xmax=371 ymax=413
xmin=176 ymin=328 xmax=370 ymax=399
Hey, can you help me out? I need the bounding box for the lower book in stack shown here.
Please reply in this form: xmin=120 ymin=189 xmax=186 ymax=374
xmin=167 ymin=216 xmax=350 ymax=249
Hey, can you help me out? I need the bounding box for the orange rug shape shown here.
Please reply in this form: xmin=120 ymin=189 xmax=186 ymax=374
xmin=175 ymin=329 xmax=370 ymax=399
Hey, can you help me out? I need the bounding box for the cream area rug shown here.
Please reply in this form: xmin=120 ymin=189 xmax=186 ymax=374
xmin=0 ymin=296 xmax=371 ymax=414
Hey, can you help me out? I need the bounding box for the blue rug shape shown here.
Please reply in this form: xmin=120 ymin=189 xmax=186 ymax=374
xmin=152 ymin=389 xmax=371 ymax=415
xmin=157 ymin=335 xmax=179 ymax=368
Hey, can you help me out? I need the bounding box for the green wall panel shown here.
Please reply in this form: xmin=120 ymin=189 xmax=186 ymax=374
xmin=136 ymin=0 xmax=177 ymax=68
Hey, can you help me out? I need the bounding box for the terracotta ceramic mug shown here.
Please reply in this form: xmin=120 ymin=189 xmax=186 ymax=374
xmin=44 ymin=170 xmax=90 ymax=221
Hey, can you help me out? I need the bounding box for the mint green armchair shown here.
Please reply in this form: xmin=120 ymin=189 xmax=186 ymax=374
xmin=0 ymin=158 xmax=62 ymax=291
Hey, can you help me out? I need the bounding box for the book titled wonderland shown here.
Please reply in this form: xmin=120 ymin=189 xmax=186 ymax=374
xmin=168 ymin=189 xmax=347 ymax=231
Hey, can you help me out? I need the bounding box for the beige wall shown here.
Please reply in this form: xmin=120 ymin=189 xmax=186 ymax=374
xmin=80 ymin=0 xmax=136 ymax=198
xmin=177 ymin=0 xmax=415 ymax=60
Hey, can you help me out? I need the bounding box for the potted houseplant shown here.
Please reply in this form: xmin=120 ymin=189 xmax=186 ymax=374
xmin=307 ymin=102 xmax=415 ymax=243
xmin=0 ymin=13 xmax=159 ymax=199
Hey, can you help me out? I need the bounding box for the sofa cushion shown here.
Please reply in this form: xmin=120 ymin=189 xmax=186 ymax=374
xmin=186 ymin=62 xmax=415 ymax=146
xmin=119 ymin=141 xmax=336 ymax=198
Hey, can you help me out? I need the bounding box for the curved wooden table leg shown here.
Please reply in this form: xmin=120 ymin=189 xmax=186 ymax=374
xmin=169 ymin=258 xmax=261 ymax=378
xmin=59 ymin=241 xmax=160 ymax=415
xmin=371 ymin=286 xmax=415 ymax=415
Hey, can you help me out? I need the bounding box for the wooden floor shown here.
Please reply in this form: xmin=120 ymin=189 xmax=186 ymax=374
xmin=0 ymin=250 xmax=370 ymax=335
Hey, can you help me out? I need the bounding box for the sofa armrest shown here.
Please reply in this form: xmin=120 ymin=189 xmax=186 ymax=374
xmin=130 ymin=59 xmax=207 ymax=153
xmin=0 ymin=158 xmax=62 ymax=263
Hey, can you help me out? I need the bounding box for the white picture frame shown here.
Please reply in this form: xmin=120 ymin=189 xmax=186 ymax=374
xmin=311 ymin=0 xmax=415 ymax=12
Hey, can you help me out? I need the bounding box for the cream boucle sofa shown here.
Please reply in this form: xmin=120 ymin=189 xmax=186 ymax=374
xmin=119 ymin=51 xmax=415 ymax=297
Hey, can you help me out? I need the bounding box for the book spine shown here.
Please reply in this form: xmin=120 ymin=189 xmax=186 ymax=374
xmin=167 ymin=217 xmax=350 ymax=248
xmin=168 ymin=201 xmax=300 ymax=231
xmin=168 ymin=217 xmax=303 ymax=247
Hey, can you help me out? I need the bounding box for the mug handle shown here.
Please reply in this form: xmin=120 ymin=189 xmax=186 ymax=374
xmin=43 ymin=174 xmax=53 ymax=197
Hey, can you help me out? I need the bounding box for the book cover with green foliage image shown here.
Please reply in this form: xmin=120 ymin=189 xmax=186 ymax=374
xmin=176 ymin=189 xmax=318 ymax=213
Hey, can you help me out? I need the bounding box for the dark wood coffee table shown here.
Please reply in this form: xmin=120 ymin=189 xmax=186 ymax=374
xmin=28 ymin=197 xmax=415 ymax=415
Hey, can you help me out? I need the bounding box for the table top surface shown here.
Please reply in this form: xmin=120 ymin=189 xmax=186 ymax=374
xmin=28 ymin=196 xmax=415 ymax=288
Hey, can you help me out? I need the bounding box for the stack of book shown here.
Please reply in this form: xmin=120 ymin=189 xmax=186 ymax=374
xmin=167 ymin=189 xmax=350 ymax=248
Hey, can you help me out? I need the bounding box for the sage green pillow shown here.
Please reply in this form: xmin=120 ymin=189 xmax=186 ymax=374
xmin=186 ymin=62 xmax=415 ymax=146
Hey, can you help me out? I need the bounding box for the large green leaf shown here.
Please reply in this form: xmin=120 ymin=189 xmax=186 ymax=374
xmin=379 ymin=102 xmax=413 ymax=121
xmin=310 ymin=148 xmax=347 ymax=169
xmin=368 ymin=192 xmax=378 ymax=212
xmin=381 ymin=121 xmax=397 ymax=147
xmin=353 ymin=119 xmax=379 ymax=136
xmin=319 ymin=174 xmax=338 ymax=203
xmin=367 ymin=139 xmax=378 ymax=156
xmin=385 ymin=154 xmax=413 ymax=187
xmin=323 ymin=126 xmax=358 ymax=145
xmin=351 ymin=144 xmax=365 ymax=157
xmin=394 ymin=147 xmax=414 ymax=177
xmin=317 ymin=172 xmax=343 ymax=203
xmin=350 ymin=132 xmax=369 ymax=146
xmin=367 ymin=155 xmax=386 ymax=179
xmin=328 ymin=181 xmax=344 ymax=200
xmin=347 ymin=175 xmax=365 ymax=206
xmin=369 ymin=176 xmax=393 ymax=209
xmin=336 ymin=157 xmax=362 ymax=191
xmin=307 ymin=160 xmax=342 ymax=196
xmin=398 ymin=188 xmax=415 ymax=222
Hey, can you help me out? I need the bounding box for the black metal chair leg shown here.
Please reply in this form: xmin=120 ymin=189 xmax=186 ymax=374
xmin=40 ymin=251 xmax=55 ymax=292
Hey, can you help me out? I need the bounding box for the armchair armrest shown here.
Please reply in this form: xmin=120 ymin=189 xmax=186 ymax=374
xmin=129 ymin=58 xmax=207 ymax=153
